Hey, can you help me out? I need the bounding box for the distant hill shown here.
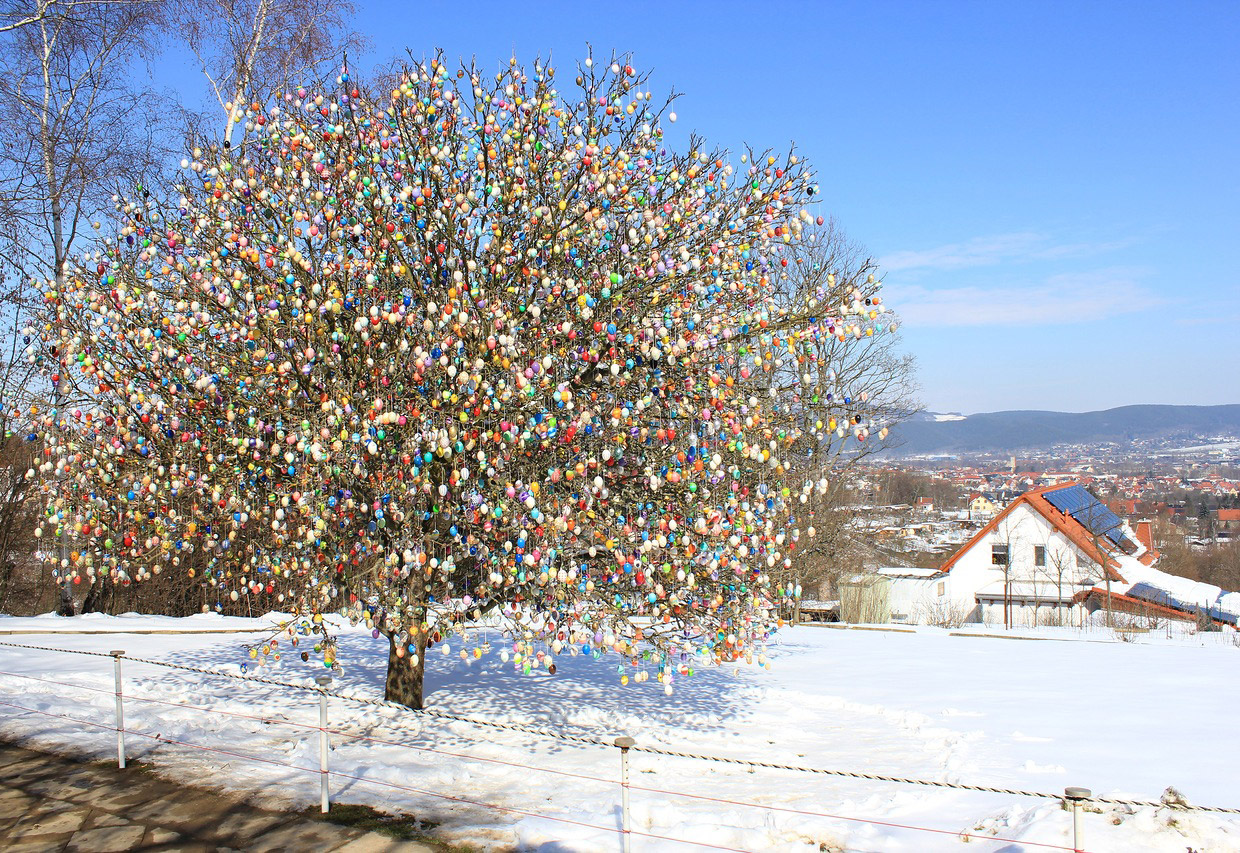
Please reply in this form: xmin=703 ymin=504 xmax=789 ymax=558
xmin=884 ymin=404 xmax=1240 ymax=456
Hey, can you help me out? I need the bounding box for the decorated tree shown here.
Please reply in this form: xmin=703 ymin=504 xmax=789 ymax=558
xmin=25 ymin=50 xmax=897 ymax=708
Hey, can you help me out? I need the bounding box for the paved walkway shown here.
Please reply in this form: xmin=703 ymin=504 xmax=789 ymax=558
xmin=0 ymin=740 xmax=439 ymax=852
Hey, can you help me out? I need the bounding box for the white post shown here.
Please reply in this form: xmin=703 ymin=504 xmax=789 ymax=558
xmin=1064 ymin=786 xmax=1090 ymax=853
xmin=110 ymin=651 xmax=126 ymax=769
xmin=317 ymin=674 xmax=332 ymax=813
xmin=614 ymin=736 xmax=635 ymax=853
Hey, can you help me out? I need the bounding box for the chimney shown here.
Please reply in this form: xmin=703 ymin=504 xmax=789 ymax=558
xmin=1135 ymin=519 xmax=1154 ymax=552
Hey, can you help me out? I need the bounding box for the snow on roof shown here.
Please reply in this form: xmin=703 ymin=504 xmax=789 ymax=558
xmin=1115 ymin=555 xmax=1240 ymax=625
xmin=877 ymin=566 xmax=943 ymax=579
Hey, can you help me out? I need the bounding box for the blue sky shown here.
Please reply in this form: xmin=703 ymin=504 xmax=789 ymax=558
xmin=165 ymin=1 xmax=1240 ymax=415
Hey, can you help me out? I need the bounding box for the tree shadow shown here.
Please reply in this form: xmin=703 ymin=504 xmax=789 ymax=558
xmin=109 ymin=621 xmax=760 ymax=847
xmin=133 ymin=623 xmax=755 ymax=752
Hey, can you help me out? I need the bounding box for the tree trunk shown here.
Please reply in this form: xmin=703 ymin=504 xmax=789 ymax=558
xmin=1003 ymin=577 xmax=1010 ymax=630
xmin=384 ymin=628 xmax=430 ymax=709
xmin=0 ymin=561 xmax=14 ymax=611
xmin=1105 ymin=577 xmax=1113 ymax=628
xmin=56 ymin=579 xmax=74 ymax=616
xmin=82 ymin=575 xmax=114 ymax=614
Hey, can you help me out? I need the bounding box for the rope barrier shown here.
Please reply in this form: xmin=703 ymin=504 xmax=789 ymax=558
xmin=623 ymin=782 xmax=1079 ymax=851
xmin=0 ymin=666 xmax=616 ymax=786
xmin=3 ymin=639 xmax=1240 ymax=816
xmin=0 ymin=665 xmax=619 ymax=791
xmin=0 ymin=699 xmax=313 ymax=778
xmin=0 ymin=692 xmax=1070 ymax=853
xmin=624 ymin=744 xmax=1240 ymax=815
xmin=0 ymin=640 xmax=615 ymax=746
xmin=0 ymin=697 xmax=736 ymax=851
xmin=325 ymin=726 xmax=616 ymax=787
xmin=0 ymin=668 xmax=323 ymax=734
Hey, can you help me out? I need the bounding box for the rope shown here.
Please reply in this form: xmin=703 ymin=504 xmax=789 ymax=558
xmin=0 ymin=696 xmax=1066 ymax=853
xmin=627 ymin=782 xmax=1078 ymax=851
xmin=626 ymin=744 xmax=1240 ymax=815
xmin=0 ymin=666 xmax=617 ymax=788
xmin=0 ymin=641 xmax=612 ymax=745
xmin=0 ymin=698 xmax=734 ymax=851
xmin=3 ymin=640 xmax=1239 ymax=815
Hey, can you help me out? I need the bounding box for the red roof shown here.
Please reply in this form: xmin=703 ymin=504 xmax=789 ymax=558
xmin=940 ymin=482 xmax=1127 ymax=582
xmin=1071 ymin=587 xmax=1228 ymax=627
xmin=1217 ymin=509 xmax=1240 ymax=523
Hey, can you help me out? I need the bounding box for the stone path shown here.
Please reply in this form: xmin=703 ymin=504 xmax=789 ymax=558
xmin=0 ymin=739 xmax=440 ymax=852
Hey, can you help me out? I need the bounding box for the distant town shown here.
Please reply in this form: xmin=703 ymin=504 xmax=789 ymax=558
xmin=802 ymin=432 xmax=1240 ymax=629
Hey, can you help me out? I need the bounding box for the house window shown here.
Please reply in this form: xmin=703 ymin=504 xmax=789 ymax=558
xmin=1034 ymin=546 xmax=1046 ymax=567
xmin=937 ymin=581 xmax=946 ymax=597
xmin=992 ymin=544 xmax=1009 ymax=566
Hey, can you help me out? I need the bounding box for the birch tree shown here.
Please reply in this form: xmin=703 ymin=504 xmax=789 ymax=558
xmin=0 ymin=0 xmax=168 ymax=612
xmin=179 ymin=0 xmax=364 ymax=146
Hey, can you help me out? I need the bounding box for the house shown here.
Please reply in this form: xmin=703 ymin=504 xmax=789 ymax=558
xmin=968 ymin=494 xmax=999 ymax=520
xmin=1216 ymin=509 xmax=1240 ymax=535
xmin=882 ymin=566 xmax=947 ymax=623
xmin=1133 ymin=519 xmax=1156 ymax=556
xmin=936 ymin=483 xmax=1131 ymax=627
xmin=838 ymin=567 xmax=945 ymax=624
xmin=930 ymin=482 xmax=1240 ymax=628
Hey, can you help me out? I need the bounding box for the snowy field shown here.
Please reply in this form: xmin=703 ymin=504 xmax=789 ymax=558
xmin=1 ymin=614 xmax=1238 ymax=852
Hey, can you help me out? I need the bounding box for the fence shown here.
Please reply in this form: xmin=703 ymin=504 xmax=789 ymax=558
xmin=1 ymin=639 xmax=1236 ymax=852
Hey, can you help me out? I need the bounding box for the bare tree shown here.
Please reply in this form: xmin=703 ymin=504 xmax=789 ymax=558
xmin=760 ymin=221 xmax=919 ymax=608
xmin=0 ymin=0 xmax=168 ymax=288
xmin=0 ymin=434 xmax=41 ymax=610
xmin=0 ymin=0 xmax=169 ymax=613
xmin=0 ymin=0 xmax=148 ymax=35
xmin=1035 ymin=537 xmax=1077 ymax=626
xmin=179 ymin=0 xmax=364 ymax=146
xmin=990 ymin=515 xmax=1030 ymax=629
xmin=1074 ymin=496 xmax=1128 ymax=628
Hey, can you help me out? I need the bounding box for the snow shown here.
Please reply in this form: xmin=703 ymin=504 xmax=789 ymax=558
xmin=1114 ymin=555 xmax=1240 ymax=624
xmin=1 ymin=614 xmax=1238 ymax=852
xmin=0 ymin=610 xmax=280 ymax=633
xmin=878 ymin=566 xmax=944 ymax=578
xmin=933 ymin=413 xmax=968 ymax=422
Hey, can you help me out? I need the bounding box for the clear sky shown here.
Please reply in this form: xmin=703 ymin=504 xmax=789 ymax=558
xmin=166 ymin=0 xmax=1240 ymax=415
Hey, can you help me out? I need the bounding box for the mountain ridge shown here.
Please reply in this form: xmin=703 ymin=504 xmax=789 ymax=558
xmin=885 ymin=403 xmax=1240 ymax=456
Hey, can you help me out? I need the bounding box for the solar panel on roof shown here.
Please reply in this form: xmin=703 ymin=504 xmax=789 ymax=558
xmin=1043 ymin=485 xmax=1133 ymax=549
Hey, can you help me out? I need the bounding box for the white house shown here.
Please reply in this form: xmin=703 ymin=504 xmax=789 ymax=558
xmin=881 ymin=566 xmax=946 ymax=623
xmin=833 ymin=482 xmax=1240 ymax=628
xmin=909 ymin=483 xmax=1141 ymax=627
xmin=926 ymin=482 xmax=1240 ymax=628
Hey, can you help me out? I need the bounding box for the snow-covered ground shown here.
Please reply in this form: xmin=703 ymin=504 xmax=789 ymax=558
xmin=1 ymin=614 xmax=1238 ymax=852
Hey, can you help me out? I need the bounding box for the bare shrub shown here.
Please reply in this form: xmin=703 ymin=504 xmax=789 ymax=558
xmin=915 ymin=597 xmax=971 ymax=629
xmin=1111 ymin=614 xmax=1149 ymax=643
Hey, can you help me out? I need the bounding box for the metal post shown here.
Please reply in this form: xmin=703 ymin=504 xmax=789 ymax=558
xmin=110 ymin=651 xmax=125 ymax=769
xmin=1064 ymin=786 xmax=1090 ymax=853
xmin=614 ymin=736 xmax=635 ymax=853
xmin=317 ymin=674 xmax=332 ymax=813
